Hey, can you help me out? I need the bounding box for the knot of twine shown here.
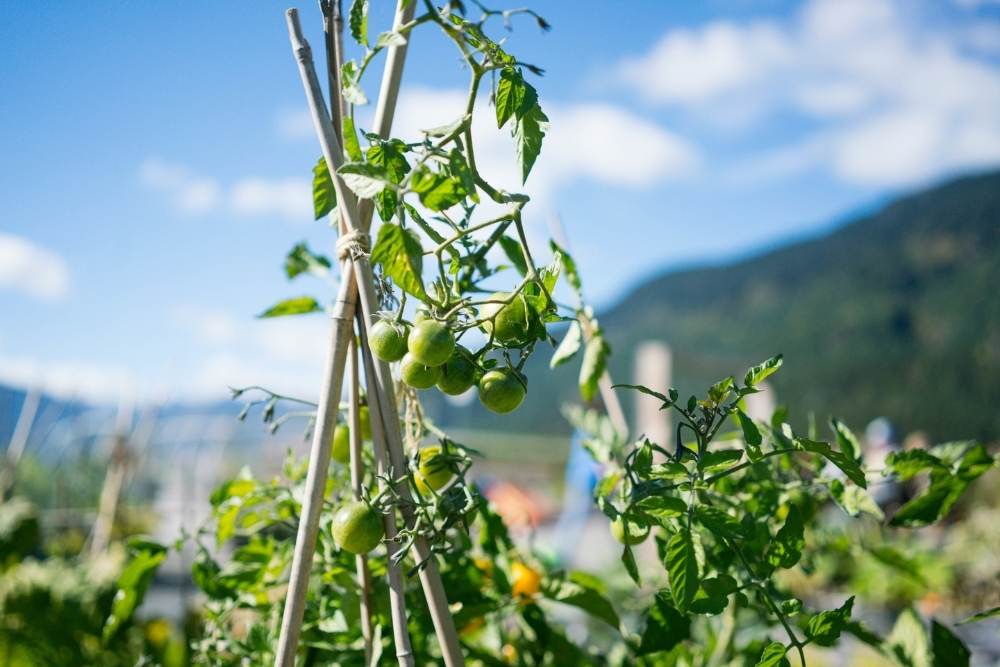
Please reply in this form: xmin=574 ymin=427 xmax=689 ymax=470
xmin=336 ymin=231 xmax=371 ymax=261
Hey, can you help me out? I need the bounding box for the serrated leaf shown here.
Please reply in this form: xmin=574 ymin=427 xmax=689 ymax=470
xmin=514 ymin=102 xmax=548 ymax=184
xmin=744 ymin=354 xmax=783 ymax=387
xmin=798 ymin=438 xmax=867 ymax=488
xmin=700 ymin=449 xmax=742 ymax=472
xmin=551 ymin=321 xmax=582 ymax=368
xmin=409 ymin=165 xmax=465 ymax=211
xmin=829 ymin=478 xmax=884 ymax=519
xmin=636 ymin=495 xmax=688 ymax=523
xmin=337 ymin=161 xmax=391 ymax=199
xmin=375 ymin=30 xmax=406 ymax=49
xmin=499 ymin=235 xmax=528 ymax=276
xmin=495 ymin=67 xmax=537 ymax=128
xmin=579 ymin=334 xmax=610 ymax=402
xmin=886 ymin=449 xmax=947 ymax=481
xmin=891 ymin=444 xmax=992 ymax=527
xmin=541 ymin=575 xmax=620 ymax=630
xmin=340 ymin=60 xmax=367 ymax=106
xmin=931 ymin=621 xmax=969 ymax=667
xmin=103 ymin=540 xmax=167 ymax=642
xmin=736 ymin=408 xmax=762 ymax=446
xmin=257 ymin=296 xmax=323 ymax=318
xmin=349 ymin=0 xmax=368 ymax=46
xmin=959 ymin=606 xmax=1000 ymax=625
xmin=342 ymin=116 xmax=363 ymax=161
xmin=665 ymin=529 xmax=698 ymax=613
xmin=284 ymin=242 xmax=331 ymax=279
xmin=766 ymin=506 xmax=804 ymax=570
xmin=622 ymin=544 xmax=640 ymax=585
xmin=807 ymin=596 xmax=855 ymax=647
xmin=694 ymin=506 xmax=744 ymax=540
xmin=830 ymin=418 xmax=861 ymax=461
xmin=756 ymin=642 xmax=789 ymax=667
xmin=612 ymin=383 xmax=668 ymax=403
xmin=690 ymin=574 xmax=737 ymax=615
xmin=887 ymin=607 xmax=931 ymax=667
xmin=312 ymin=157 xmax=336 ymax=220
xmin=370 ymin=222 xmax=428 ymax=301
xmin=637 ymin=593 xmax=690 ymax=656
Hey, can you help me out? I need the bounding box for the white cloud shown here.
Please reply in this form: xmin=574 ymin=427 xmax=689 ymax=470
xmin=614 ymin=0 xmax=1000 ymax=187
xmin=0 ymin=234 xmax=70 ymax=301
xmin=140 ymin=158 xmax=311 ymax=222
xmin=0 ymin=355 xmax=135 ymax=403
xmin=275 ymin=107 xmax=315 ymax=140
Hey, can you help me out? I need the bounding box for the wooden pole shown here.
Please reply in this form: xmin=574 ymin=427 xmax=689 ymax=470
xmin=89 ymin=397 xmax=134 ymax=557
xmin=274 ymin=267 xmax=359 ymax=666
xmin=280 ymin=8 xmax=463 ymax=666
xmin=1 ymin=388 xmax=40 ymax=501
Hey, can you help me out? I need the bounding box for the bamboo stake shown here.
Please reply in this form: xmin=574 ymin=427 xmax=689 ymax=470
xmin=347 ymin=344 xmax=375 ymax=663
xmin=89 ymin=397 xmax=134 ymax=557
xmin=284 ymin=10 xmax=464 ymax=666
xmin=274 ymin=267 xmax=358 ymax=666
xmin=1 ymin=388 xmax=40 ymax=501
xmin=356 ymin=309 xmax=414 ymax=666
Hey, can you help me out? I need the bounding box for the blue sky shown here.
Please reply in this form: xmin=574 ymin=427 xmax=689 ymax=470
xmin=2 ymin=0 xmax=999 ymax=405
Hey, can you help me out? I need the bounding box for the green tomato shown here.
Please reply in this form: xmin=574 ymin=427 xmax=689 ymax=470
xmin=481 ymin=292 xmax=533 ymax=344
xmin=477 ymin=369 xmax=527 ymax=414
xmin=611 ymin=517 xmax=650 ymax=545
xmin=407 ymin=319 xmax=455 ymax=366
xmin=436 ymin=346 xmax=477 ymax=395
xmin=331 ymin=501 xmax=384 ymax=555
xmin=369 ymin=320 xmax=409 ymax=362
xmin=413 ymin=444 xmax=455 ymax=495
xmin=400 ymin=353 xmax=442 ymax=389
xmin=331 ymin=424 xmax=351 ymax=465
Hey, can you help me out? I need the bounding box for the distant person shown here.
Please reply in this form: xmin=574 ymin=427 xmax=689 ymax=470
xmin=552 ymin=428 xmax=603 ymax=566
xmin=865 ymin=417 xmax=902 ymax=506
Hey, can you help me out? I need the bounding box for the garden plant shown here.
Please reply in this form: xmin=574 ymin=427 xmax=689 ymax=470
xmin=97 ymin=2 xmax=1000 ymax=666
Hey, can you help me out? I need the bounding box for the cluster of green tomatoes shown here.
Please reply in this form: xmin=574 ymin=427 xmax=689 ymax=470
xmin=368 ymin=291 xmax=535 ymax=415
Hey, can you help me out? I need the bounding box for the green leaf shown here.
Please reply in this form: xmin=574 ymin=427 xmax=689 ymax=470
xmin=665 ymin=529 xmax=699 ymax=614
xmin=342 ymin=116 xmax=363 ymax=162
xmin=959 ymin=606 xmax=1000 ymax=625
xmin=807 ymin=596 xmax=855 ymax=647
xmin=495 ymin=67 xmax=538 ymax=129
xmin=549 ymin=239 xmax=582 ymax=294
xmin=541 ymin=575 xmax=620 ymax=629
xmin=409 ymin=165 xmax=465 ymax=211
xmin=337 ymin=161 xmax=391 ymax=198
xmin=829 ymin=478 xmax=884 ymax=519
xmin=340 ymin=60 xmax=367 ymax=105
xmin=622 ymin=544 xmax=640 ymax=585
xmin=699 ymin=449 xmax=742 ymax=472
xmin=830 ymin=418 xmax=861 ymax=461
xmin=257 ymin=296 xmax=322 ymax=318
xmin=612 ymin=383 xmax=668 ymax=403
xmin=744 ymin=354 xmax=783 ymax=387
xmin=931 ymin=621 xmax=969 ymax=667
xmin=514 ymin=102 xmax=548 ymax=184
xmin=375 ymin=30 xmax=406 ymax=49
xmin=708 ymin=376 xmax=734 ymax=404
xmin=312 ymin=157 xmax=336 ymax=220
xmin=798 ymin=437 xmax=867 ymax=488
xmin=550 ymin=321 xmax=582 ymax=368
xmin=690 ymin=574 xmax=737 ymax=615
xmin=499 ymin=235 xmax=528 ymax=276
xmin=886 ymin=449 xmax=946 ymax=481
xmin=579 ymin=334 xmax=610 ymax=402
xmin=890 ymin=443 xmax=993 ymax=527
xmin=349 ymin=0 xmax=368 ymax=46
xmin=766 ymin=506 xmax=804 ymax=570
xmin=736 ymin=408 xmax=762 ymax=446
xmin=886 ymin=607 xmax=931 ymax=667
xmin=694 ymin=506 xmax=744 ymax=540
xmin=636 ymin=495 xmax=688 ymax=523
xmin=866 ymin=544 xmax=925 ymax=584
xmin=284 ymin=242 xmax=332 ymax=279
xmin=756 ymin=642 xmax=789 ymax=667
xmin=103 ymin=539 xmax=167 ymax=642
xmin=637 ymin=593 xmax=690 ymax=656
xmin=370 ymin=222 xmax=428 ymax=301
